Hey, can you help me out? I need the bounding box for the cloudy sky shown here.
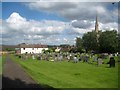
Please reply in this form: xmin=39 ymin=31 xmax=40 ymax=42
xmin=1 ymin=2 xmax=119 ymax=45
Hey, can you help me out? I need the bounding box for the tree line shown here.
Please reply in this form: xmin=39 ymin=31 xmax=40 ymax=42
xmin=76 ymin=30 xmax=120 ymax=53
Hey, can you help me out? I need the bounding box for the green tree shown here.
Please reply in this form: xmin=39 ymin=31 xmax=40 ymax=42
xmin=76 ymin=37 xmax=83 ymax=52
xmin=42 ymin=49 xmax=46 ymax=53
xmin=117 ymin=33 xmax=120 ymax=53
xmin=99 ymin=30 xmax=118 ymax=53
xmin=82 ymin=31 xmax=99 ymax=52
xmin=46 ymin=48 xmax=53 ymax=53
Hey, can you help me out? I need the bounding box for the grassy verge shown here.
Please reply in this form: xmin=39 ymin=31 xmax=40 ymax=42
xmin=11 ymin=54 xmax=118 ymax=88
xmin=0 ymin=54 xmax=7 ymax=75
xmin=0 ymin=56 xmax=2 ymax=75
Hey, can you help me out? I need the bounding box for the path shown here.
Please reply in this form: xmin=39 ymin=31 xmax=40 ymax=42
xmin=2 ymin=55 xmax=41 ymax=88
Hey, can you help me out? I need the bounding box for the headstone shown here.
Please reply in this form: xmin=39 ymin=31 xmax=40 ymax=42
xmin=93 ymin=56 xmax=97 ymax=62
xmin=107 ymin=57 xmax=115 ymax=68
xmin=74 ymin=55 xmax=78 ymax=63
xmin=32 ymin=55 xmax=35 ymax=60
xmin=97 ymin=58 xmax=103 ymax=66
xmin=59 ymin=55 xmax=63 ymax=61
xmin=67 ymin=55 xmax=70 ymax=62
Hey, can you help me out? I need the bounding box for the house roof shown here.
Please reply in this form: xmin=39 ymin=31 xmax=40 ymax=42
xmin=19 ymin=44 xmax=48 ymax=48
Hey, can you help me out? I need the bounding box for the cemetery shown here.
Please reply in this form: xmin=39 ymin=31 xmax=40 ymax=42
xmin=8 ymin=51 xmax=119 ymax=88
xmin=2 ymin=2 xmax=119 ymax=88
xmin=2 ymin=16 xmax=120 ymax=88
xmin=2 ymin=17 xmax=120 ymax=88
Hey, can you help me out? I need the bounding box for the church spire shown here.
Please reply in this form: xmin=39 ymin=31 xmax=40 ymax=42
xmin=95 ymin=15 xmax=99 ymax=33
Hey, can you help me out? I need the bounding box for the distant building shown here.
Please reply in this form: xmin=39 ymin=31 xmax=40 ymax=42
xmin=0 ymin=45 xmax=8 ymax=55
xmin=55 ymin=47 xmax=61 ymax=52
xmin=16 ymin=43 xmax=48 ymax=54
xmin=60 ymin=44 xmax=71 ymax=52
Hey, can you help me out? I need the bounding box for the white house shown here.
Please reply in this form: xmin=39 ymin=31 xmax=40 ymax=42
xmin=55 ymin=47 xmax=61 ymax=52
xmin=16 ymin=44 xmax=48 ymax=54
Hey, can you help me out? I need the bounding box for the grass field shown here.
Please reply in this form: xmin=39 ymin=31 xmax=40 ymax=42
xmin=0 ymin=56 xmax=2 ymax=75
xmin=11 ymin=54 xmax=119 ymax=88
xmin=0 ymin=54 xmax=6 ymax=75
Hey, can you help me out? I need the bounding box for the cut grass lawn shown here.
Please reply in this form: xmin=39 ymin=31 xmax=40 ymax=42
xmin=11 ymin=54 xmax=119 ymax=88
xmin=1 ymin=54 xmax=6 ymax=75
xmin=0 ymin=56 xmax=2 ymax=75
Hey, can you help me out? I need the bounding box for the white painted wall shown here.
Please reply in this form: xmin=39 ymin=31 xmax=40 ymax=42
xmin=21 ymin=48 xmax=48 ymax=54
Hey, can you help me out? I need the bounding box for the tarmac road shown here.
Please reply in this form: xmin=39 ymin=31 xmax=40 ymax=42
xmin=2 ymin=54 xmax=41 ymax=89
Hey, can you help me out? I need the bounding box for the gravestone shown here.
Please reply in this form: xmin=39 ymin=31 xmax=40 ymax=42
xmin=32 ymin=55 xmax=35 ymax=60
xmin=107 ymin=57 xmax=115 ymax=68
xmin=97 ymin=58 xmax=103 ymax=66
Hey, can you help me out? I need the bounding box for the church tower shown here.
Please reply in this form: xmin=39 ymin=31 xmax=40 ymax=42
xmin=95 ymin=15 xmax=99 ymax=33
xmin=95 ymin=15 xmax=100 ymax=44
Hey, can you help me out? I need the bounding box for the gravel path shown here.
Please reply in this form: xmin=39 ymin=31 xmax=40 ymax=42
xmin=2 ymin=55 xmax=41 ymax=88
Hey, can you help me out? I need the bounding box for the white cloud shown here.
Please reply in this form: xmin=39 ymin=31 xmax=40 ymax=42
xmin=71 ymin=20 xmax=93 ymax=29
xmin=100 ymin=22 xmax=118 ymax=31
xmin=2 ymin=12 xmax=68 ymax=45
xmin=25 ymin=2 xmax=118 ymax=24
xmin=2 ymin=12 xmax=118 ymax=45
xmin=6 ymin=13 xmax=28 ymax=31
xmin=5 ymin=12 xmax=65 ymax=35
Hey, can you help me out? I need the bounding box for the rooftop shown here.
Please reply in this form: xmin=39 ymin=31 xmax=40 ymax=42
xmin=19 ymin=44 xmax=48 ymax=48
